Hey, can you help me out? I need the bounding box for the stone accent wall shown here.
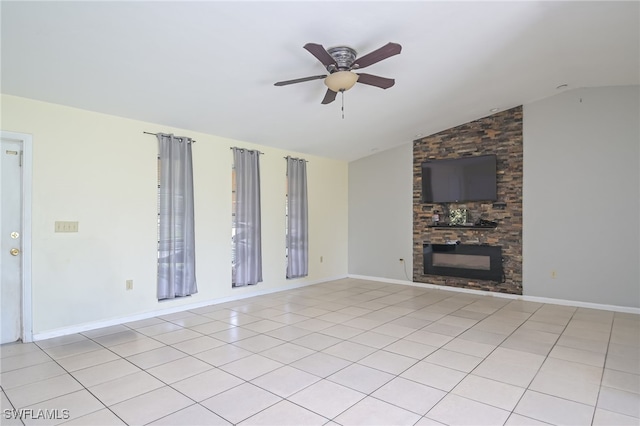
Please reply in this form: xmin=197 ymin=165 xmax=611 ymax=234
xmin=413 ymin=106 xmax=523 ymax=294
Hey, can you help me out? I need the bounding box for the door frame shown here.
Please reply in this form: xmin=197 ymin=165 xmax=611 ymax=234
xmin=1 ymin=131 xmax=33 ymax=342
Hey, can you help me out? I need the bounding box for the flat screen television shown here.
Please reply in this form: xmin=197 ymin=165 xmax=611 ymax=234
xmin=421 ymin=154 xmax=497 ymax=203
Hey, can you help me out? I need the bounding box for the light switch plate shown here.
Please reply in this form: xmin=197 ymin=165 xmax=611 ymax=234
xmin=55 ymin=221 xmax=79 ymax=232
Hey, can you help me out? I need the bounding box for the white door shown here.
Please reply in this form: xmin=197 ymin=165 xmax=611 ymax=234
xmin=1 ymin=138 xmax=24 ymax=343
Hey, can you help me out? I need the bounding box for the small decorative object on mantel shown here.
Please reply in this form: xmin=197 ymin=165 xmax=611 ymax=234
xmin=432 ymin=210 xmax=440 ymax=225
xmin=449 ymin=208 xmax=467 ymax=225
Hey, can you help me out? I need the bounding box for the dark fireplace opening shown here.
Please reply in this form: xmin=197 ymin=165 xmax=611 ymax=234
xmin=424 ymin=243 xmax=503 ymax=282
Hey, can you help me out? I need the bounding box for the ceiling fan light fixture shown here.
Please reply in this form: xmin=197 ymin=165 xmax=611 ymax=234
xmin=324 ymin=71 xmax=359 ymax=92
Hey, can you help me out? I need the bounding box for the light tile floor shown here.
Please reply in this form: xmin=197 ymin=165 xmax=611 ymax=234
xmin=1 ymin=278 xmax=639 ymax=425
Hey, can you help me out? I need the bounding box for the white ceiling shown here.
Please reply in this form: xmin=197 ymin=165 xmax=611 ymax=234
xmin=2 ymin=1 xmax=638 ymax=161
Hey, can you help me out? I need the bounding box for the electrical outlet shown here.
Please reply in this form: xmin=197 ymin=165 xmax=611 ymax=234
xmin=126 ymin=280 xmax=134 ymax=290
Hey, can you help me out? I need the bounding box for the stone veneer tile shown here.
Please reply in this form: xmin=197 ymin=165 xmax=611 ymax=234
xmin=413 ymin=106 xmax=523 ymax=295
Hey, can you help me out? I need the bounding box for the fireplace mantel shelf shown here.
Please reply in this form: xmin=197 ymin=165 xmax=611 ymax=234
xmin=428 ymin=224 xmax=497 ymax=229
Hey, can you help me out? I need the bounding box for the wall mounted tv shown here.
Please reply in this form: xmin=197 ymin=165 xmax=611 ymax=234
xmin=421 ymin=154 xmax=497 ymax=203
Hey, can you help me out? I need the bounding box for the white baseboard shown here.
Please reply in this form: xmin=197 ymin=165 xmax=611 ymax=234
xmin=33 ymin=273 xmax=637 ymax=341
xmin=348 ymin=274 xmax=640 ymax=315
xmin=32 ymin=275 xmax=347 ymax=341
xmin=348 ymin=275 xmax=414 ymax=287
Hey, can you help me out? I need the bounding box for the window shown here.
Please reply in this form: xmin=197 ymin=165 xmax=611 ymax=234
xmin=231 ymin=165 xmax=237 ymax=284
xmin=286 ymin=156 xmax=308 ymax=279
xmin=231 ymin=147 xmax=262 ymax=287
xmin=156 ymin=133 xmax=197 ymax=299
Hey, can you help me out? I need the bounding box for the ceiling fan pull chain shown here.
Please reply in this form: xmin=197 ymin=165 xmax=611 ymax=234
xmin=341 ymin=90 xmax=345 ymax=119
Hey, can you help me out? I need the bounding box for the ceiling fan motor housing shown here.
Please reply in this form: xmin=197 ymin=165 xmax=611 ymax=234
xmin=327 ymin=46 xmax=357 ymax=72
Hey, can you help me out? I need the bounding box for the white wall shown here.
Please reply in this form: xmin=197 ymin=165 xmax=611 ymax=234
xmin=523 ymin=86 xmax=639 ymax=308
xmin=1 ymin=95 xmax=349 ymax=335
xmin=348 ymin=143 xmax=413 ymax=281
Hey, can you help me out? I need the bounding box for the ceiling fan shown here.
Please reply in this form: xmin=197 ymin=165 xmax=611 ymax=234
xmin=274 ymin=42 xmax=402 ymax=104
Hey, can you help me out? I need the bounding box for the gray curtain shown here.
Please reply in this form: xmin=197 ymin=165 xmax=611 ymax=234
xmin=233 ymin=148 xmax=262 ymax=286
xmin=157 ymin=133 xmax=197 ymax=299
xmin=286 ymin=157 xmax=308 ymax=278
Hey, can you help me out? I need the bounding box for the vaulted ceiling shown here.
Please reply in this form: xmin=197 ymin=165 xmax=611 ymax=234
xmin=2 ymin=1 xmax=638 ymax=161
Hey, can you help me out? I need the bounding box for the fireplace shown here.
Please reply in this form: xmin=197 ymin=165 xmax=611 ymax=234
xmin=423 ymin=243 xmax=503 ymax=282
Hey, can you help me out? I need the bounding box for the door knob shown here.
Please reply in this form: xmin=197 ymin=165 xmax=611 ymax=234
xmin=10 ymin=248 xmax=19 ymax=256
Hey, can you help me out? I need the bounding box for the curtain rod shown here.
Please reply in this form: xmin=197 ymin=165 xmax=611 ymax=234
xmin=230 ymin=147 xmax=264 ymax=154
xmin=284 ymin=156 xmax=309 ymax=162
xmin=144 ymin=131 xmax=196 ymax=143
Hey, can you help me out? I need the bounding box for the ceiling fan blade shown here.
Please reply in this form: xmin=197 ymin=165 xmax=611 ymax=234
xmin=356 ymin=73 xmax=395 ymax=89
xmin=274 ymin=75 xmax=327 ymax=86
xmin=353 ymin=42 xmax=402 ymax=69
xmin=321 ymin=89 xmax=337 ymax=104
xmin=304 ymin=43 xmax=337 ymax=68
